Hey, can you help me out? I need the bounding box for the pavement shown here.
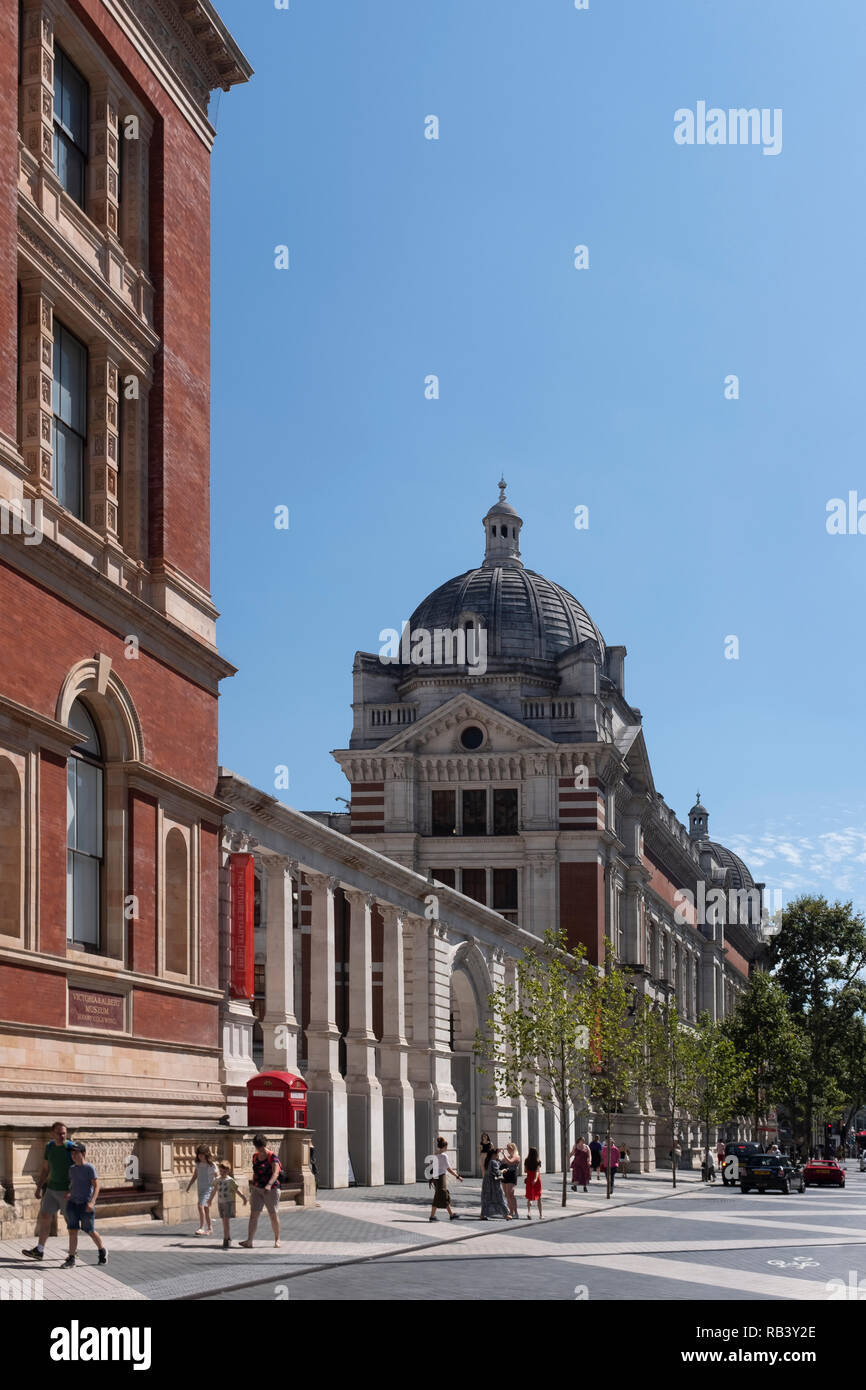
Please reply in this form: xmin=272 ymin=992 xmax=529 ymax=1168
xmin=2 ymin=1165 xmax=864 ymax=1302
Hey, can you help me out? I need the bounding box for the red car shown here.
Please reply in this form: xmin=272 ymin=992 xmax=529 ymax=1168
xmin=803 ymin=1158 xmax=846 ymax=1188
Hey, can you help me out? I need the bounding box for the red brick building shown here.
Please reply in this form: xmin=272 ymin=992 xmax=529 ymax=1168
xmin=0 ymin=0 xmax=251 ymax=1221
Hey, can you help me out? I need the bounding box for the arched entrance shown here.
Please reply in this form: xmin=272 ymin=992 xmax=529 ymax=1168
xmin=450 ymin=943 xmax=493 ymax=1176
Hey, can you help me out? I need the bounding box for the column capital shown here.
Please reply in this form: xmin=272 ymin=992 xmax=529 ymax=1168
xmin=226 ymin=830 xmax=258 ymax=855
xmin=378 ymin=901 xmax=405 ymax=928
xmin=265 ymin=854 xmax=291 ymax=876
xmin=343 ymin=886 xmax=375 ymax=911
xmin=305 ymin=870 xmax=339 ymax=894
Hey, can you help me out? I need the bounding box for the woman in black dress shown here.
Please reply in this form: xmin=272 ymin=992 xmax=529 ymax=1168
xmin=480 ymin=1147 xmax=511 ymax=1220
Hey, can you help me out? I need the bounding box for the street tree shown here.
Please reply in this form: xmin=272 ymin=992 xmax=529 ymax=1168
xmin=585 ymin=945 xmax=646 ymax=1200
xmin=722 ymin=969 xmax=807 ymax=1138
xmin=770 ymin=896 xmax=866 ymax=1147
xmin=476 ymin=928 xmax=591 ymax=1208
xmin=642 ymin=1000 xmax=698 ymax=1188
xmin=684 ymin=1012 xmax=754 ymax=1177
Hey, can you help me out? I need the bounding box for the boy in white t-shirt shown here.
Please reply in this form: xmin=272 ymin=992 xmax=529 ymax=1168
xmin=215 ymin=1161 xmax=248 ymax=1249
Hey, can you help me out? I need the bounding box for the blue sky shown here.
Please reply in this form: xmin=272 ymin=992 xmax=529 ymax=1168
xmin=208 ymin=0 xmax=866 ymax=916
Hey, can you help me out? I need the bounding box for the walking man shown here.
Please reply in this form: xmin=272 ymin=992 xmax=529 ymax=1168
xmin=589 ymin=1134 xmax=603 ymax=1181
xmin=23 ymin=1121 xmax=75 ymax=1260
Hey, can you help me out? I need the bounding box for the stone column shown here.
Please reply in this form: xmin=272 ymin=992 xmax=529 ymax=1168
xmin=18 ymin=280 xmax=54 ymax=496
xmin=88 ymin=80 xmax=121 ymax=241
xmin=429 ymin=922 xmax=458 ymax=1152
xmin=406 ymin=912 xmax=436 ymax=1178
xmin=305 ymin=872 xmax=347 ymax=1188
xmin=504 ymin=954 xmax=528 ymax=1153
xmin=262 ymin=857 xmax=299 ymax=1072
xmin=343 ymin=888 xmax=384 ymax=1186
xmin=218 ymin=830 xmax=256 ymax=1126
xmin=87 ymin=351 xmax=120 ymax=539
xmin=378 ymin=904 xmax=416 ymax=1183
xmin=20 ymin=2 xmax=54 ymax=169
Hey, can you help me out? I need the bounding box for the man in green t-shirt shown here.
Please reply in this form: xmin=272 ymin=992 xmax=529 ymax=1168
xmin=22 ymin=1121 xmax=75 ymax=1260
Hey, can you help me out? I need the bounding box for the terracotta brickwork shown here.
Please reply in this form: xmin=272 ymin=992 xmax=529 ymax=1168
xmin=0 ymin=0 xmax=250 ymax=1136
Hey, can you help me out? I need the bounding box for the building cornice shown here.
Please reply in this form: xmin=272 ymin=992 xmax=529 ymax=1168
xmin=98 ymin=0 xmax=253 ymax=148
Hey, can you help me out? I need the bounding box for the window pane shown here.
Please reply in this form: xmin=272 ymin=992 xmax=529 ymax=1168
xmin=461 ymin=789 xmax=487 ymax=836
xmin=54 ymin=422 xmax=84 ymax=518
xmin=431 ymin=789 xmax=456 ymax=837
xmin=71 ymin=852 xmax=99 ymax=945
xmin=55 ymin=48 xmax=88 ymax=146
xmin=67 ymin=760 xmax=76 ymax=850
xmin=66 ymin=849 xmax=74 ymax=941
xmin=493 ymin=868 xmax=518 ymax=911
xmin=68 ymin=700 xmax=101 ymax=756
xmin=493 ymin=788 xmax=518 ymax=835
xmin=73 ymin=760 xmax=102 ymax=857
xmin=54 ymin=327 xmax=87 ymax=432
xmin=462 ymin=868 xmax=486 ymax=905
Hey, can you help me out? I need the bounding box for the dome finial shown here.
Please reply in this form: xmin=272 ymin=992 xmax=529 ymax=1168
xmin=498 ymin=476 xmax=507 ymax=503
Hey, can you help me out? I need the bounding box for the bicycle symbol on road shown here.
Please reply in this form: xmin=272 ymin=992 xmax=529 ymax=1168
xmin=767 ymin=1256 xmax=819 ymax=1269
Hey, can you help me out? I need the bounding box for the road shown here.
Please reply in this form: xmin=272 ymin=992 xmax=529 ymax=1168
xmin=205 ymin=1165 xmax=866 ymax=1301
xmin=3 ymin=1165 xmax=863 ymax=1302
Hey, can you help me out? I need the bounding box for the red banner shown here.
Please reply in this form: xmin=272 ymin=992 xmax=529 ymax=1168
xmin=230 ymin=853 xmax=255 ymax=1000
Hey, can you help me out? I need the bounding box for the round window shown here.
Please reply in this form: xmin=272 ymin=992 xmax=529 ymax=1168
xmin=460 ymin=725 xmax=484 ymax=750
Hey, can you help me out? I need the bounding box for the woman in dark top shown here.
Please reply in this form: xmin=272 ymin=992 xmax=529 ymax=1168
xmin=480 ymin=1147 xmax=511 ymax=1220
xmin=479 ymin=1132 xmax=493 ymax=1171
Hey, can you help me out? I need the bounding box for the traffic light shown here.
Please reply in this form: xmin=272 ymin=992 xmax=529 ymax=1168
xmin=826 ymin=1123 xmax=833 ymax=1136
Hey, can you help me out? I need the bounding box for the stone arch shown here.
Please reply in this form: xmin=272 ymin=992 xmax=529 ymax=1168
xmin=0 ymin=757 xmax=22 ymax=938
xmin=56 ymin=658 xmax=143 ymax=763
xmin=450 ymin=941 xmax=493 ymax=1175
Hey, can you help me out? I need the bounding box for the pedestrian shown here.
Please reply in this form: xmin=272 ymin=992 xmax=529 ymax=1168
xmin=22 ymin=1121 xmax=76 ymax=1261
xmin=429 ymin=1135 xmax=463 ymax=1222
xmin=669 ymin=1141 xmax=682 ymax=1171
xmin=620 ymin=1146 xmax=631 ymax=1179
xmin=239 ymin=1134 xmax=282 ymax=1248
xmin=589 ymin=1134 xmax=603 ymax=1181
xmin=61 ymin=1143 xmax=106 ymax=1269
xmin=501 ymin=1141 xmax=521 ymax=1218
xmin=601 ymin=1135 xmax=620 ymax=1192
xmin=186 ymin=1143 xmax=218 ymax=1235
xmin=215 ymin=1161 xmax=248 ymax=1249
xmin=479 ymin=1131 xmax=493 ymax=1169
xmin=524 ymin=1146 xmax=543 ymax=1220
xmin=716 ymin=1138 xmax=726 ymax=1170
xmin=480 ymin=1146 xmax=511 ymax=1220
xmin=310 ymin=1144 xmax=318 ymax=1191
xmin=570 ymin=1137 xmax=591 ymax=1192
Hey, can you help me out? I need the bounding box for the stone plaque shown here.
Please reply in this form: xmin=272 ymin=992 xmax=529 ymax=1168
xmin=68 ymin=988 xmax=125 ymax=1031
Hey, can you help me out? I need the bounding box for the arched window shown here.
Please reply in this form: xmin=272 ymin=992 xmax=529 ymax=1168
xmin=66 ymin=700 xmax=103 ymax=948
xmin=165 ymin=827 xmax=189 ymax=975
xmin=0 ymin=757 xmax=22 ymax=937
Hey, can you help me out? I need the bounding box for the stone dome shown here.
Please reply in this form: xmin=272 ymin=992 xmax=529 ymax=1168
xmin=408 ymin=483 xmax=605 ymax=664
xmin=705 ymin=842 xmax=756 ymax=892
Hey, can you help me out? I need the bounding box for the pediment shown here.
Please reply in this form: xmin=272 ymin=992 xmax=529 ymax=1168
xmin=371 ymin=694 xmax=557 ymax=756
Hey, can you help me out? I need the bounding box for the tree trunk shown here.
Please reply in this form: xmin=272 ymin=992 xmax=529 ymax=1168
xmin=605 ymin=1110 xmax=612 ymax=1199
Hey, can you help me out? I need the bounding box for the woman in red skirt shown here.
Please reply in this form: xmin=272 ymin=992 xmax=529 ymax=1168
xmin=524 ymin=1147 xmax=543 ymax=1220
